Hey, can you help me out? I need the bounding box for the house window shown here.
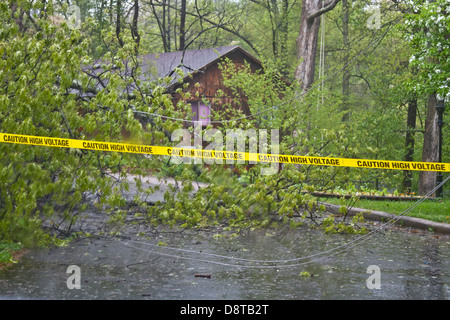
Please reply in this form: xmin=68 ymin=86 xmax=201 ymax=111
xmin=191 ymin=101 xmax=211 ymax=126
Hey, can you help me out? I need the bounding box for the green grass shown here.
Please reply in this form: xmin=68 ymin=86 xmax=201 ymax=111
xmin=321 ymin=198 xmax=450 ymax=224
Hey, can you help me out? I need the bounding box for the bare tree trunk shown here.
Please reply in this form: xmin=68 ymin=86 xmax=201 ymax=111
xmin=179 ymin=0 xmax=186 ymax=51
xmin=270 ymin=0 xmax=280 ymax=61
xmin=131 ymin=0 xmax=140 ymax=55
xmin=402 ymin=97 xmax=417 ymax=193
xmin=99 ymin=0 xmax=105 ymax=29
xmin=149 ymin=0 xmax=172 ymax=52
xmin=294 ymin=0 xmax=322 ymax=91
xmin=167 ymin=0 xmax=172 ymax=51
xmin=109 ymin=0 xmax=114 ymax=25
xmin=294 ymin=0 xmax=341 ymax=91
xmin=418 ymin=94 xmax=439 ymax=196
xmin=116 ymin=0 xmax=124 ymax=47
xmin=279 ymin=0 xmax=290 ymax=75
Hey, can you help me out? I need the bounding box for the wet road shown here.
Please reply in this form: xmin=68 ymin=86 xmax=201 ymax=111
xmin=0 ymin=217 xmax=448 ymax=300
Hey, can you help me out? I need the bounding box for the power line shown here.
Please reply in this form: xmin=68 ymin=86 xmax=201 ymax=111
xmin=104 ymin=175 xmax=448 ymax=270
xmin=98 ymin=4 xmax=431 ymax=270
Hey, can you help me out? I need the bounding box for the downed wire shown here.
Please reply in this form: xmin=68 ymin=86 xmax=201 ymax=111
xmin=103 ymin=175 xmax=449 ymax=269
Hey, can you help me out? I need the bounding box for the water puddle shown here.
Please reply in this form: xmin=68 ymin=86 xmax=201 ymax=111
xmin=0 ymin=218 xmax=448 ymax=300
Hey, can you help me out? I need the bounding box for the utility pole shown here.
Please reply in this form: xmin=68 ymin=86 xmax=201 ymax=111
xmin=436 ymin=99 xmax=445 ymax=197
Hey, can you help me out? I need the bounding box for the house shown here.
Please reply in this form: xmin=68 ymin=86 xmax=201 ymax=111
xmin=77 ymin=46 xmax=268 ymax=132
xmin=140 ymin=46 xmax=263 ymax=127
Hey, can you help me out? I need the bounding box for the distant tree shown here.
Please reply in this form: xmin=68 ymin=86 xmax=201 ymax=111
xmin=294 ymin=0 xmax=341 ymax=91
xmin=402 ymin=0 xmax=449 ymax=195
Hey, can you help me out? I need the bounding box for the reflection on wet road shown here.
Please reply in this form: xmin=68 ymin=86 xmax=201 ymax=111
xmin=1 ymin=219 xmax=448 ymax=299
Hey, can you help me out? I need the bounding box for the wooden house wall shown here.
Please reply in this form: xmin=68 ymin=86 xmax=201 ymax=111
xmin=170 ymin=50 xmax=262 ymax=127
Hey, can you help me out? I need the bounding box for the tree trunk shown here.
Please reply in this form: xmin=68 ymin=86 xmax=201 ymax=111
xmin=179 ymin=0 xmax=186 ymax=51
xmin=10 ymin=2 xmax=25 ymax=33
xmin=279 ymin=0 xmax=290 ymax=75
xmin=402 ymin=97 xmax=417 ymax=193
xmin=270 ymin=0 xmax=280 ymax=60
xmin=99 ymin=0 xmax=105 ymax=29
xmin=109 ymin=0 xmax=114 ymax=25
xmin=341 ymin=0 xmax=350 ymax=121
xmin=294 ymin=0 xmax=322 ymax=91
xmin=294 ymin=0 xmax=341 ymax=91
xmin=418 ymin=94 xmax=439 ymax=196
xmin=116 ymin=0 xmax=124 ymax=47
xmin=131 ymin=0 xmax=140 ymax=55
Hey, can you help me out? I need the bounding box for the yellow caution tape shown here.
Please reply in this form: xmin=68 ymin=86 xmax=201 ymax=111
xmin=1 ymin=132 xmax=449 ymax=172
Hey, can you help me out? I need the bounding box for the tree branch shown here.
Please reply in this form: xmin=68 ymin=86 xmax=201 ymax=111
xmin=350 ymin=74 xmax=371 ymax=90
xmin=307 ymin=0 xmax=341 ymax=22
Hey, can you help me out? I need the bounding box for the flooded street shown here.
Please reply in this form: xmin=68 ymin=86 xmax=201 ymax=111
xmin=0 ymin=210 xmax=448 ymax=300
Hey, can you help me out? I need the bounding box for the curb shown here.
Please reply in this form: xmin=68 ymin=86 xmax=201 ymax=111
xmin=322 ymin=203 xmax=450 ymax=235
xmin=312 ymin=192 xmax=422 ymax=201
